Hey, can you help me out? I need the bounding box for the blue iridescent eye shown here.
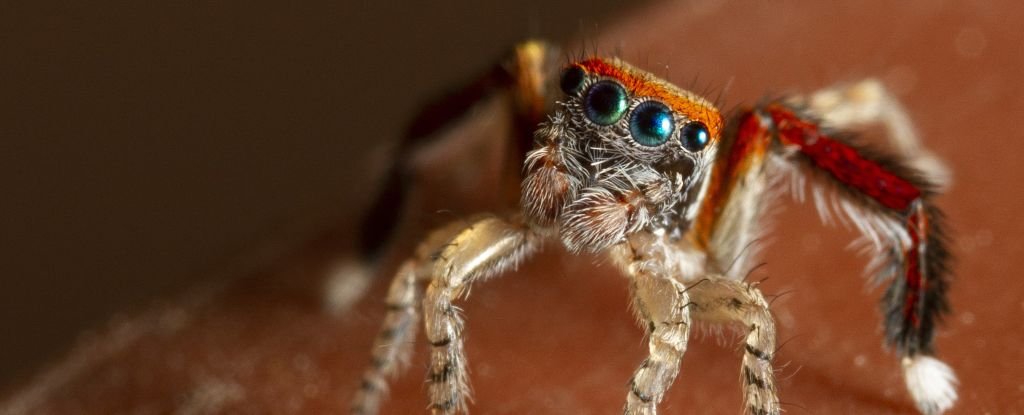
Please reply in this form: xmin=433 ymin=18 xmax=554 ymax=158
xmin=629 ymin=101 xmax=675 ymax=147
xmin=559 ymin=65 xmax=586 ymax=96
xmin=584 ymin=81 xmax=628 ymax=126
xmin=680 ymin=121 xmax=710 ymax=152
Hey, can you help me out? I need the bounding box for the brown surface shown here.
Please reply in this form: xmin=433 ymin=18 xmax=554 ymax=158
xmin=4 ymin=1 xmax=1024 ymax=414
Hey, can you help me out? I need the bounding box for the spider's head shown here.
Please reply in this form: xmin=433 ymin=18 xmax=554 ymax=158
xmin=521 ymin=58 xmax=724 ymax=252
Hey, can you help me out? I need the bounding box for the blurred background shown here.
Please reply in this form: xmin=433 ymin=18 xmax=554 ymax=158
xmin=0 ymin=0 xmax=632 ymax=389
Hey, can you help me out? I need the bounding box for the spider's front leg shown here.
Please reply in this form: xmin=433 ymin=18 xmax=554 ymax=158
xmin=687 ymin=277 xmax=780 ymax=415
xmin=610 ymin=234 xmax=693 ymax=415
xmin=422 ymin=215 xmax=539 ymax=414
xmin=352 ymin=215 xmax=539 ymax=415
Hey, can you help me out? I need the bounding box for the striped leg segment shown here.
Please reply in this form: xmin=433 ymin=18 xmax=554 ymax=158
xmin=766 ymin=106 xmax=956 ymax=413
xmin=693 ymin=93 xmax=955 ymax=413
xmin=422 ymin=215 xmax=538 ymax=414
xmin=688 ymin=277 xmax=779 ymax=415
xmin=352 ymin=217 xmax=535 ymax=415
xmin=764 ymin=105 xmax=952 ymax=357
xmin=352 ymin=220 xmax=487 ymax=414
xmin=352 ymin=261 xmax=422 ymax=414
xmin=613 ymin=236 xmax=692 ymax=415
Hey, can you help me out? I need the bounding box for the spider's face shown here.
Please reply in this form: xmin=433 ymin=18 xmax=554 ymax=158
xmin=521 ymin=58 xmax=724 ymax=252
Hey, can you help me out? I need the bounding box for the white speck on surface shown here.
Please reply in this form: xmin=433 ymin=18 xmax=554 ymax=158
xmin=158 ymin=307 xmax=191 ymax=334
xmin=776 ymin=308 xmax=796 ymax=329
xmin=958 ymin=311 xmax=975 ymax=325
xmin=303 ymin=383 xmax=320 ymax=398
xmin=800 ymin=233 xmax=821 ymax=252
xmin=853 ymin=355 xmax=867 ymax=367
xmin=292 ymin=354 xmax=313 ymax=374
xmin=955 ymin=27 xmax=986 ymax=58
xmin=884 ymin=65 xmax=918 ymax=96
xmin=974 ymin=229 xmax=993 ymax=247
xmin=174 ymin=379 xmax=245 ymax=415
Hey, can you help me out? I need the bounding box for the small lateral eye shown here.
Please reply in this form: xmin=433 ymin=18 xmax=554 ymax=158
xmin=584 ymin=81 xmax=628 ymax=126
xmin=680 ymin=121 xmax=710 ymax=152
xmin=559 ymin=65 xmax=586 ymax=96
xmin=629 ymin=101 xmax=675 ymax=147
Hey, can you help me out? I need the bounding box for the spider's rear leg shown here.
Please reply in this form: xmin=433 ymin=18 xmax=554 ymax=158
xmin=788 ymin=79 xmax=952 ymax=189
xmin=693 ymin=101 xmax=956 ymax=413
xmin=687 ymin=277 xmax=780 ymax=415
xmin=357 ymin=40 xmax=561 ymax=261
xmin=422 ymin=215 xmax=539 ymax=414
xmin=611 ymin=234 xmax=692 ymax=415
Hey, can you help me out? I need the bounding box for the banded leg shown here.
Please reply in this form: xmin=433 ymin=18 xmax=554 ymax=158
xmin=789 ymin=79 xmax=951 ymax=189
xmin=423 ymin=215 xmax=538 ymax=414
xmin=352 ymin=220 xmax=484 ymax=414
xmin=688 ymin=277 xmax=779 ymax=415
xmin=613 ymin=236 xmax=692 ymax=415
xmin=352 ymin=261 xmax=421 ymax=414
xmin=693 ymin=101 xmax=957 ymax=413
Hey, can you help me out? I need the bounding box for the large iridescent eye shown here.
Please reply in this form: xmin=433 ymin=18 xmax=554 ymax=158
xmin=629 ymin=101 xmax=674 ymax=147
xmin=680 ymin=121 xmax=710 ymax=152
xmin=559 ymin=65 xmax=586 ymax=96
xmin=583 ymin=81 xmax=628 ymax=126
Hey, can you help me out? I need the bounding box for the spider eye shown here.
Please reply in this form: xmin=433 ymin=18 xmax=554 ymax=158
xmin=680 ymin=121 xmax=710 ymax=152
xmin=629 ymin=101 xmax=674 ymax=147
xmin=584 ymin=81 xmax=628 ymax=126
xmin=559 ymin=65 xmax=586 ymax=96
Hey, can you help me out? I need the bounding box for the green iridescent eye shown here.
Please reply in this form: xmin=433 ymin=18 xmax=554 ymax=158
xmin=629 ymin=101 xmax=674 ymax=147
xmin=584 ymin=81 xmax=628 ymax=126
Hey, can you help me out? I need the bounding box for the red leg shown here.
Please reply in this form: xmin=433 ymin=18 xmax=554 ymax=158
xmin=696 ymin=103 xmax=951 ymax=356
xmin=764 ymin=104 xmax=950 ymax=358
xmin=692 ymin=102 xmax=956 ymax=412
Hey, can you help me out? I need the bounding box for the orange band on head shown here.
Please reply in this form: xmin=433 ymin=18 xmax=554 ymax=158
xmin=575 ymin=58 xmax=724 ymax=141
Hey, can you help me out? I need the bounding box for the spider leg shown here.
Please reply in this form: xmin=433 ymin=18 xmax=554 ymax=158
xmin=692 ymin=102 xmax=956 ymax=413
xmin=611 ymin=234 xmax=692 ymax=415
xmin=422 ymin=215 xmax=539 ymax=414
xmin=687 ymin=276 xmax=780 ymax=415
xmin=788 ymin=79 xmax=951 ymax=189
xmin=352 ymin=220 xmax=484 ymax=414
xmin=352 ymin=260 xmax=421 ymax=414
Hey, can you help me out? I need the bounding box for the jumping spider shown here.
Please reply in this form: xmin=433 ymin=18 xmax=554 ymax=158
xmin=352 ymin=41 xmax=958 ymax=415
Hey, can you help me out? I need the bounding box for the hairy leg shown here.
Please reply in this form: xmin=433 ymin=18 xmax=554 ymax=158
xmin=789 ymin=79 xmax=951 ymax=189
xmin=687 ymin=277 xmax=779 ymax=415
xmin=422 ymin=215 xmax=539 ymax=414
xmin=611 ymin=235 xmax=692 ymax=415
xmin=692 ymin=98 xmax=956 ymax=413
xmin=351 ymin=261 xmax=420 ymax=414
xmin=352 ymin=220 xmax=491 ymax=414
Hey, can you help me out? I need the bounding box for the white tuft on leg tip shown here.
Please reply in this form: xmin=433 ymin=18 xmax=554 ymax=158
xmin=903 ymin=355 xmax=958 ymax=414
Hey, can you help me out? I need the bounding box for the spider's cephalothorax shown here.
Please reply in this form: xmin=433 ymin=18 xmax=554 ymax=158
xmin=521 ymin=59 xmax=721 ymax=253
xmin=353 ymin=42 xmax=958 ymax=415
